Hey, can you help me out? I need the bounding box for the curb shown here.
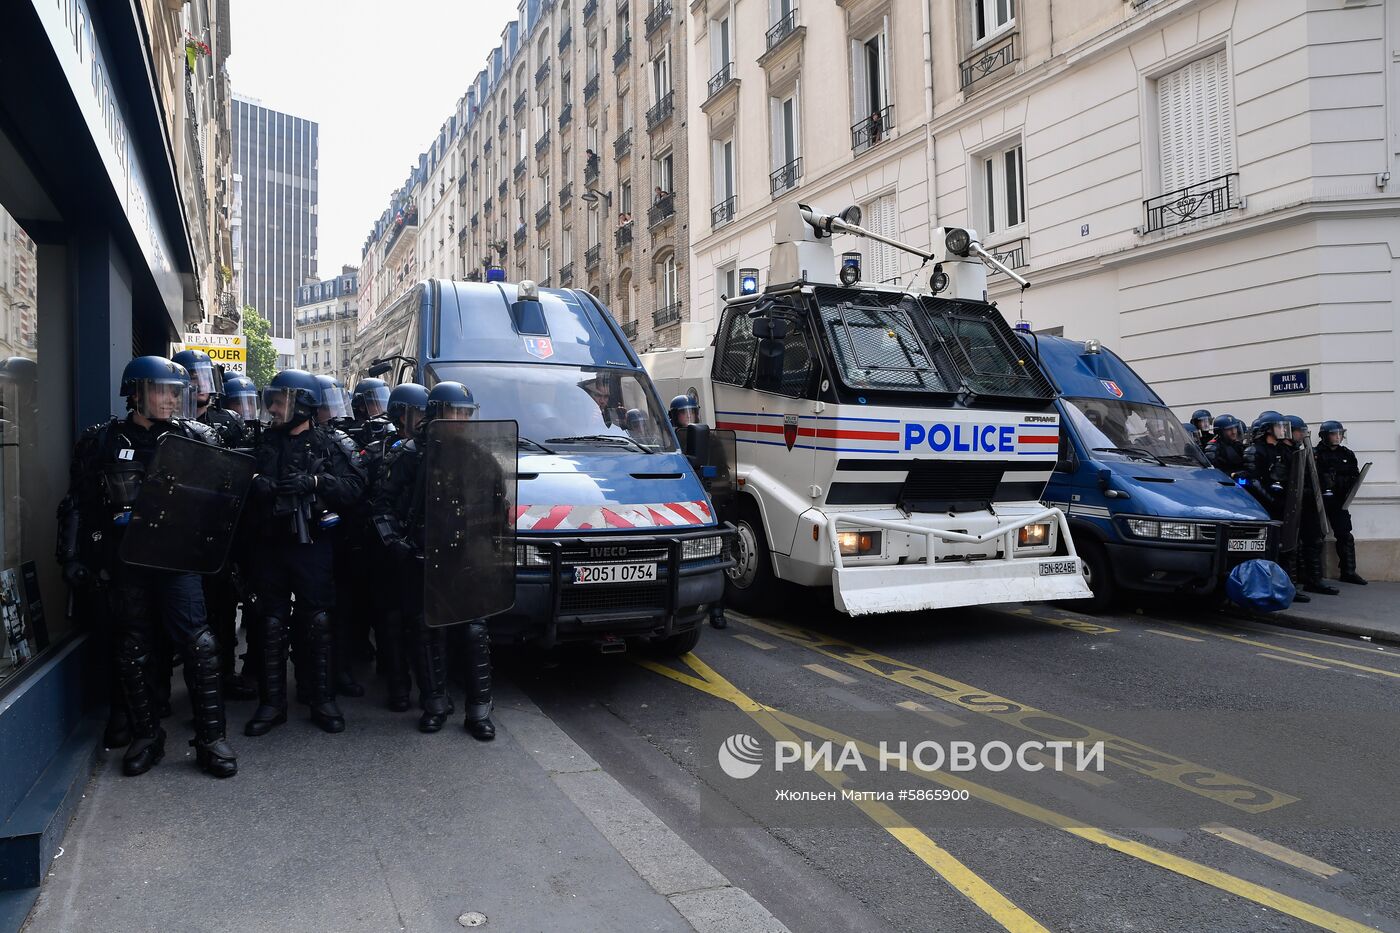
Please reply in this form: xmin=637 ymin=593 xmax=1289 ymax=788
xmin=495 ymin=685 xmax=791 ymax=933
xmin=1232 ymin=604 xmax=1400 ymax=647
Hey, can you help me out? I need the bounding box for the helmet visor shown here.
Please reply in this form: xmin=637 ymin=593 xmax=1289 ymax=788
xmin=356 ymin=386 xmax=391 ymax=418
xmin=1193 ymin=416 xmax=1211 ymax=431
xmin=262 ymin=387 xmax=297 ymax=426
xmin=136 ymin=379 xmax=196 ymax=421
xmin=225 ymin=393 xmax=260 ymax=422
xmin=1270 ymin=421 xmax=1289 ymax=440
xmin=434 ymin=400 xmax=478 ymax=421
xmin=319 ymin=388 xmax=349 ymax=421
xmin=185 ymin=359 xmax=217 ymax=396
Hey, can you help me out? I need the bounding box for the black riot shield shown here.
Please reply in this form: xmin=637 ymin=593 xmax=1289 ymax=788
xmin=1278 ymin=444 xmax=1307 ymax=554
xmin=1300 ymin=435 xmax=1331 ymax=538
xmin=423 ymin=419 xmax=518 ymax=628
xmin=705 ymin=429 xmax=737 ymax=517
xmin=118 ymin=434 xmax=256 ymax=574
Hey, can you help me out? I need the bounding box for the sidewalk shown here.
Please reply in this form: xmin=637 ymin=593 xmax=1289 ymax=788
xmin=21 ymin=677 xmax=785 ymax=933
xmin=1267 ymin=580 xmax=1400 ymax=645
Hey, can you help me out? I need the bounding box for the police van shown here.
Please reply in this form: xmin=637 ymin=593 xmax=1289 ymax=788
xmin=367 ymin=278 xmax=730 ymax=654
xmin=646 ymin=204 xmax=1092 ymax=616
xmin=1020 ymin=331 xmax=1275 ymax=611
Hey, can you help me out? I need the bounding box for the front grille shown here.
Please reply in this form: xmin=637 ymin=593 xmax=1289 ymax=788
xmin=559 ymin=544 xmax=668 ymax=565
xmin=561 ymin=582 xmax=665 ymax=614
xmin=899 ymin=460 xmax=1005 ymax=513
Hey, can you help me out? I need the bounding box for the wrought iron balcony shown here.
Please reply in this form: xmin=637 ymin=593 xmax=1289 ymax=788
xmin=613 ymin=37 xmax=632 ymax=70
xmin=615 ymin=221 xmax=634 ymax=250
xmin=960 ymin=32 xmax=1017 ymax=89
xmin=559 ymin=182 xmax=573 ymax=207
xmin=539 ymin=276 xmax=552 ymax=288
xmin=851 ymin=105 xmax=892 ymax=155
xmin=559 ymin=102 xmax=573 ymax=129
xmin=652 ymin=301 xmax=681 ymax=327
xmin=648 ymin=193 xmax=675 ymax=227
xmin=499 ymin=115 xmax=509 ymax=136
xmin=484 ymin=195 xmax=494 ymax=215
xmin=766 ymin=7 xmax=798 ymax=50
xmin=484 ymin=137 xmax=493 ymax=154
xmin=614 ymin=127 xmax=633 ymax=159
xmin=514 ymin=91 xmax=527 ymax=114
xmin=711 ymin=195 xmax=737 ymax=228
xmin=986 ymin=237 xmax=1029 ymax=272
xmin=584 ymin=73 xmax=599 ymax=103
xmin=645 ymin=0 xmax=672 ymax=36
xmin=471 ymin=212 xmax=479 ymax=228
xmin=621 ymin=319 xmax=638 ymax=340
xmin=585 ymin=155 xmax=600 ymax=187
xmin=646 ymin=90 xmax=674 ymax=132
xmin=706 ymin=62 xmax=736 ymax=101
xmin=585 ymin=243 xmax=601 ymax=269
xmin=471 ymin=156 xmax=479 ymax=174
xmin=499 ymin=179 xmax=509 ymax=199
xmin=1144 ymin=173 xmax=1240 ymax=233
xmin=535 ymin=130 xmax=551 ymax=158
xmin=769 ymin=157 xmax=801 ymax=196
xmin=515 ymin=158 xmax=528 ymax=180
xmin=559 ymin=261 xmax=575 ymax=285
xmin=583 ymin=0 xmax=598 ymax=21
xmin=536 ymin=203 xmax=552 ymax=228
xmin=535 ymin=60 xmax=551 ymax=86
xmin=514 ymin=223 xmax=528 ymax=247
xmin=558 ymin=26 xmax=572 ymax=52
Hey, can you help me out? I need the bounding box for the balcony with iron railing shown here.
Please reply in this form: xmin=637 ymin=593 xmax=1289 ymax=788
xmin=585 ymin=156 xmax=600 ymax=187
xmin=652 ymin=301 xmax=681 ymax=328
xmin=621 ymin=319 xmax=638 ymax=340
xmin=645 ymin=0 xmax=672 ymax=36
xmin=514 ymin=91 xmax=527 ymax=114
xmin=614 ymin=127 xmax=633 ymax=159
xmin=515 ymin=157 xmax=528 ymax=180
xmin=584 ymin=0 xmax=598 ymax=21
xmin=499 ymin=115 xmax=509 ymax=136
xmin=559 ymin=261 xmax=575 ymax=285
xmin=536 ymin=130 xmax=551 ymax=158
xmin=616 ymin=221 xmax=634 ymax=250
xmin=769 ymin=157 xmax=801 ymax=196
xmin=766 ymin=7 xmax=798 ymax=51
xmin=646 ymin=90 xmax=674 ymax=132
xmin=584 ymin=73 xmax=599 ymax=103
xmin=514 ymin=223 xmax=528 ymax=247
xmin=471 ymin=155 xmax=479 ymax=174
xmin=484 ymin=195 xmax=494 ymax=215
xmin=706 ymin=62 xmax=736 ymax=102
xmin=648 ymin=193 xmax=676 ymax=227
xmin=471 ymin=212 xmax=479 ymax=229
xmin=960 ymin=32 xmax=1017 ymax=90
xmin=535 ymin=60 xmax=551 ymax=86
xmin=484 ymin=137 xmax=494 ymax=155
xmin=985 ymin=238 xmax=1029 ymax=273
xmin=585 ymin=243 xmax=601 ymax=269
xmin=499 ymin=179 xmax=509 ymax=199
xmin=613 ymin=36 xmax=632 ymax=70
xmin=558 ymin=26 xmax=572 ymax=52
xmin=1143 ymin=173 xmax=1240 ymax=233
xmin=851 ymin=105 xmax=892 ymax=155
xmin=383 ymin=205 xmax=419 ymax=255
xmin=711 ymin=195 xmax=736 ymax=228
xmin=559 ymin=102 xmax=573 ymax=129
xmin=536 ymin=203 xmax=552 ymax=228
xmin=559 ymin=182 xmax=573 ymax=207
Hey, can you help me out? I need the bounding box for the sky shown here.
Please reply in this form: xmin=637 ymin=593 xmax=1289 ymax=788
xmin=228 ymin=0 xmax=518 ymax=276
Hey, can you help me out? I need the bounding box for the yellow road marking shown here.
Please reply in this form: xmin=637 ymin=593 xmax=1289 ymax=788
xmin=639 ymin=655 xmax=1051 ymax=933
xmin=1146 ymin=629 xmax=1203 ymax=643
xmin=1010 ymin=607 xmax=1118 ymax=634
xmin=896 ymin=700 xmax=965 ymax=728
xmin=637 ymin=654 xmax=1379 ymax=933
xmin=1201 ymin=825 xmax=1344 ymax=879
xmin=1173 ymin=624 xmax=1400 ymax=679
xmin=734 ymin=617 xmax=1296 ymax=813
xmin=1023 ymin=750 xmax=1114 ymax=787
xmin=804 ymin=663 xmax=859 ymax=685
xmin=733 ymin=633 xmax=778 ymax=651
xmin=1258 ymin=653 xmax=1332 ymax=671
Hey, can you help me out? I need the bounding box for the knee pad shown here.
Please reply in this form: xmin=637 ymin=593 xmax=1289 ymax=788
xmin=189 ymin=627 xmax=219 ymax=662
xmin=305 ymin=609 xmax=332 ymax=638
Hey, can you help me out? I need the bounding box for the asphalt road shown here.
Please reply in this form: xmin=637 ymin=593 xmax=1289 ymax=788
xmin=511 ymin=591 xmax=1400 ymax=933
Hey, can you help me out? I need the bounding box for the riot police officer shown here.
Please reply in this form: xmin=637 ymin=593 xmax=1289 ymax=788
xmin=1242 ymin=411 xmax=1312 ymax=603
xmin=174 ymin=349 xmax=246 ymax=449
xmin=57 ymin=356 xmax=238 ymax=777
xmin=1205 ymin=414 xmax=1246 ymax=476
xmin=373 ymin=382 xmax=495 ymax=739
xmin=243 ymin=369 xmax=366 ymax=736
xmin=669 ymin=395 xmax=699 ymax=430
xmin=1190 ymin=409 xmax=1214 ymax=448
xmin=1316 ymin=420 xmax=1366 ymax=585
xmin=220 ymin=373 xmax=261 ymax=437
xmin=1284 ymin=415 xmax=1338 ymax=596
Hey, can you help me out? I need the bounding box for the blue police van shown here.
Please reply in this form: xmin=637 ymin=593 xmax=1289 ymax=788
xmin=369 ymin=278 xmax=731 ymax=654
xmin=1019 ymin=332 xmax=1276 ymax=610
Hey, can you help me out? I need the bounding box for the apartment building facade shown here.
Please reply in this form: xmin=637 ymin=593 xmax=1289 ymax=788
xmin=687 ymin=0 xmax=1400 ymax=576
xmin=293 ymin=266 xmax=359 ymax=385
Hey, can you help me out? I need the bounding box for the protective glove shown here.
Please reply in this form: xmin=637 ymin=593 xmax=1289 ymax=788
xmin=63 ymin=560 xmax=94 ymax=590
xmin=250 ymin=474 xmax=276 ymax=498
xmin=275 ymin=473 xmax=317 ymax=496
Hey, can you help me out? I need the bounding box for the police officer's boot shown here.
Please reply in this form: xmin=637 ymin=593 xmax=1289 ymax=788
xmin=414 ymin=626 xmax=452 ymax=733
xmin=461 ymin=621 xmax=495 ymax=741
xmin=305 ymin=610 xmax=345 ymax=733
xmin=1302 ymin=543 xmax=1340 ymax=595
xmin=1281 ymin=549 xmax=1311 ymax=603
xmin=104 ymin=671 xmax=132 ymax=748
xmin=117 ymin=638 xmax=166 ymax=776
xmin=709 ymin=604 xmax=728 ymax=630
xmin=376 ymin=610 xmax=411 ymax=712
xmin=245 ymin=615 xmax=289 ymax=737
xmin=1338 ymin=540 xmax=1367 ymax=585
xmin=333 ymin=613 xmax=365 ymax=698
xmin=186 ymin=629 xmax=238 ymax=778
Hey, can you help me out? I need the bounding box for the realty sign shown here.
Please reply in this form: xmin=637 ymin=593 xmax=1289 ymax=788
xmin=178 ymin=332 xmax=246 ymax=373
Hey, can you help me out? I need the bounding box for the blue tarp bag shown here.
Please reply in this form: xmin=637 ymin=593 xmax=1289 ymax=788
xmin=1226 ymin=559 xmax=1295 ymax=612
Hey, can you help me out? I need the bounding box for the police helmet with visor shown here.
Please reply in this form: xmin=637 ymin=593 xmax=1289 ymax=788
xmin=1190 ymin=408 xmax=1213 ymax=432
xmin=1251 ymin=410 xmax=1289 ymax=442
xmin=1211 ymin=413 xmax=1240 ymax=442
xmin=313 ymin=374 xmax=350 ymax=423
xmin=426 ymin=382 xmax=478 ymax=421
xmin=669 ymin=394 xmax=699 ymax=428
xmin=262 ymin=369 xmax=321 ymax=427
xmin=1284 ymin=414 xmax=1309 ymax=441
xmin=121 ymin=356 xmax=196 ymax=422
xmin=1319 ymin=420 xmax=1346 ymax=445
xmin=171 ymin=349 xmax=219 ymax=399
xmin=353 ymin=378 xmax=391 ymax=419
xmin=220 ymin=373 xmax=260 ymax=422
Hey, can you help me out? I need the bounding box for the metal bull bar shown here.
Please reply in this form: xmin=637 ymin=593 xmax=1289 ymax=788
xmin=823 ymin=506 xmax=1090 ymax=615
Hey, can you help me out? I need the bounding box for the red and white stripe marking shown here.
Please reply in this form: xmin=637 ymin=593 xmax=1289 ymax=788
xmin=515 ymin=501 xmax=713 ymax=530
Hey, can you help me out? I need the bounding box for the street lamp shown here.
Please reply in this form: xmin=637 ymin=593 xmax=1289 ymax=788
xmin=581 ymin=188 xmax=613 ymax=210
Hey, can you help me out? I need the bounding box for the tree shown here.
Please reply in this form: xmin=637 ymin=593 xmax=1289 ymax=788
xmin=243 ymin=306 xmax=277 ymax=387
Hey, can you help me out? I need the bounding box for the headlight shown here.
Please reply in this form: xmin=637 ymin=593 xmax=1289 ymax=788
xmin=682 ymin=536 xmax=723 ymax=561
xmin=516 ymin=544 xmax=549 ymax=567
xmin=1126 ymin=519 xmax=1160 ymax=538
xmin=838 ymin=530 xmax=882 ymax=556
xmin=1159 ymin=521 xmax=1194 ymax=540
xmin=1017 ymin=523 xmax=1051 ymax=547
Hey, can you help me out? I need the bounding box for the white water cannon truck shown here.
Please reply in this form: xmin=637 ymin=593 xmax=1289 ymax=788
xmin=645 ymin=203 xmax=1092 ymax=616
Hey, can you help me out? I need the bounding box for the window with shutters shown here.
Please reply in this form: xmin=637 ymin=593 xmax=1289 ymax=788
xmin=973 ymin=0 xmax=1014 ymax=44
xmin=862 ymin=193 xmax=899 ymax=285
xmin=1146 ymin=48 xmax=1238 ymax=232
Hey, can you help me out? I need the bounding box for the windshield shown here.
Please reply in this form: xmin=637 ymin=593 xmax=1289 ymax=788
xmin=1064 ymin=397 xmax=1209 ymax=466
xmin=430 ymin=363 xmax=678 ymax=453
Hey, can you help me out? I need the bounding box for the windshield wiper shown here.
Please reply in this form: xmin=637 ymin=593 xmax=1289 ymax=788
xmin=1158 ymin=453 xmax=1204 ymax=465
xmin=517 ymin=437 xmax=556 ymax=454
xmin=545 ymin=434 xmax=652 ymax=453
xmin=1092 ymin=446 xmax=1166 ymax=465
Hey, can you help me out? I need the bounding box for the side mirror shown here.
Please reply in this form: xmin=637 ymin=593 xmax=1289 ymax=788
xmin=1054 ymin=458 xmax=1076 ymax=474
xmin=367 ymin=361 xmax=392 ymax=378
xmin=683 ymin=423 xmax=711 ymax=472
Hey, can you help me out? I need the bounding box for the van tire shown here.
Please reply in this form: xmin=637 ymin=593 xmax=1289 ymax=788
xmin=1073 ymin=538 xmax=1116 ymax=613
xmin=650 ymin=626 xmax=702 ymax=658
xmin=725 ymin=501 xmax=780 ymax=615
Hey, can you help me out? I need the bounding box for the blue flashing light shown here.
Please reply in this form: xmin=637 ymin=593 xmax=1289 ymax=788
xmin=1236 ymin=476 xmax=1248 ymax=486
xmin=739 ymin=267 xmax=759 ymax=295
xmin=1013 ymin=320 xmax=1032 ymax=333
xmin=486 ymin=266 xmax=506 ymax=283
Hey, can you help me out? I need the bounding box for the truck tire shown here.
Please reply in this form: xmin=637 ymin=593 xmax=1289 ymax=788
xmin=725 ymin=501 xmax=780 ymax=615
xmin=650 ymin=626 xmax=702 ymax=658
xmin=1072 ymin=537 xmax=1116 ymax=614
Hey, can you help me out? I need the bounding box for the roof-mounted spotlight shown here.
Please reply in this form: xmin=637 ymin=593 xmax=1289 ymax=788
xmin=839 ymin=251 xmax=862 ymax=286
xmin=945 ymin=228 xmax=972 ymax=257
